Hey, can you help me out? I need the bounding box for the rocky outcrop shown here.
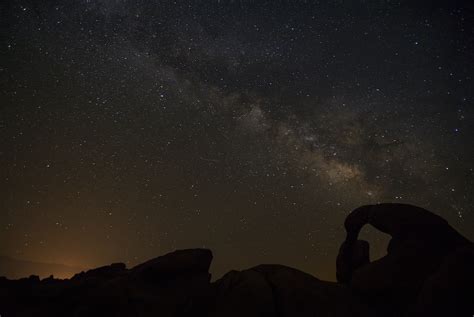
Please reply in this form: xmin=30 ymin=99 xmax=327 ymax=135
xmin=336 ymin=203 xmax=473 ymax=316
xmin=336 ymin=239 xmax=370 ymax=283
xmin=0 ymin=249 xmax=214 ymax=317
xmin=211 ymin=264 xmax=374 ymax=317
xmin=0 ymin=204 xmax=472 ymax=317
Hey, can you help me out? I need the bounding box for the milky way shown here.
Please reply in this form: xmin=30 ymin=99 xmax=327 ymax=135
xmin=1 ymin=0 xmax=473 ymax=280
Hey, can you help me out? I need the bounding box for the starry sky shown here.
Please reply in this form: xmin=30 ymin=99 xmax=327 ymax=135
xmin=1 ymin=0 xmax=473 ymax=281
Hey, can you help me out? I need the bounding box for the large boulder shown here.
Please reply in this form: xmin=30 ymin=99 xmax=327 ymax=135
xmin=124 ymin=249 xmax=215 ymax=316
xmin=211 ymin=264 xmax=373 ymax=317
xmin=337 ymin=203 xmax=472 ymax=314
xmin=211 ymin=268 xmax=276 ymax=317
xmin=101 ymin=249 xmax=214 ymax=317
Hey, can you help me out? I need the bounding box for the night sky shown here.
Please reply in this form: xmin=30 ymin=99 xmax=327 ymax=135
xmin=2 ymin=0 xmax=473 ymax=281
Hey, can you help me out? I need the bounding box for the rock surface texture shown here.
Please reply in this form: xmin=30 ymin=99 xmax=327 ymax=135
xmin=1 ymin=204 xmax=472 ymax=317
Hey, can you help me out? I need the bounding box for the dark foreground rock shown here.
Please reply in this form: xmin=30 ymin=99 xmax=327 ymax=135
xmin=336 ymin=204 xmax=473 ymax=316
xmin=211 ymin=264 xmax=374 ymax=317
xmin=0 ymin=204 xmax=472 ymax=317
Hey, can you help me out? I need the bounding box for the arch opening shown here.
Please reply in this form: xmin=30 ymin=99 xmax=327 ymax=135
xmin=358 ymin=224 xmax=391 ymax=262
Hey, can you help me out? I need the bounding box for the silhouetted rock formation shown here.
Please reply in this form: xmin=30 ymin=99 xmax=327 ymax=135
xmin=211 ymin=264 xmax=371 ymax=317
xmin=336 ymin=203 xmax=473 ymax=316
xmin=0 ymin=204 xmax=472 ymax=317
